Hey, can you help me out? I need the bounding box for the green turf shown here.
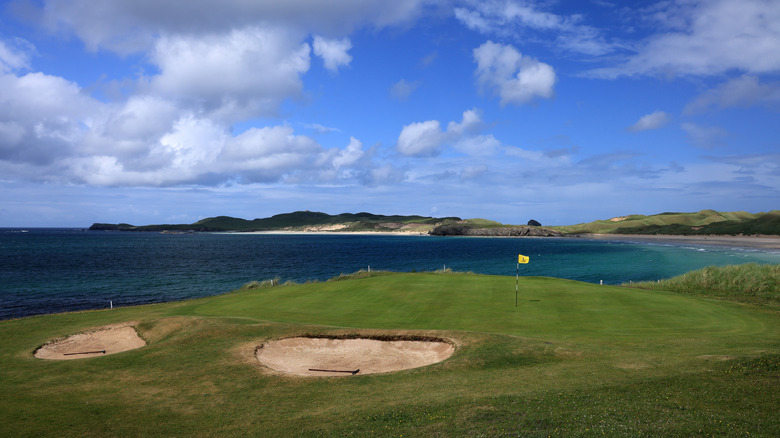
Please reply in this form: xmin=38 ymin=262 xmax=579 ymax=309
xmin=1 ymin=272 xmax=778 ymax=436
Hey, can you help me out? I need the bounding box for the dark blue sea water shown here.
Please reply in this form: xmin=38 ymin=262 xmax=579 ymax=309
xmin=2 ymin=228 xmax=779 ymax=320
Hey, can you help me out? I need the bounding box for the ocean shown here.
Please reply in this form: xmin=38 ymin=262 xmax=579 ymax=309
xmin=2 ymin=228 xmax=779 ymax=320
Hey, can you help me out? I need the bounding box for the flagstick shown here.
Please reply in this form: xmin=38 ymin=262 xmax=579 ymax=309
xmin=515 ymin=265 xmax=518 ymax=307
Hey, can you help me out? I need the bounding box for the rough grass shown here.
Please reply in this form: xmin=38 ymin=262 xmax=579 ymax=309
xmin=624 ymin=263 xmax=780 ymax=307
xmin=1 ymin=271 xmax=778 ymax=436
xmin=554 ymin=209 xmax=780 ymax=235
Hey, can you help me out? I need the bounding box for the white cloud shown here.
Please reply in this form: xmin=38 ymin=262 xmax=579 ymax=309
xmin=313 ymin=35 xmax=352 ymax=72
xmin=473 ymin=41 xmax=556 ymax=106
xmin=397 ymin=108 xmax=503 ymax=157
xmin=0 ymin=39 xmax=33 ymax=73
xmin=397 ymin=120 xmax=444 ymax=157
xmin=158 ymin=116 xmax=226 ymax=172
xmin=455 ymin=0 xmax=615 ymax=56
xmin=0 ymin=71 xmax=102 ymax=167
xmin=446 ymin=108 xmax=483 ymax=136
xmin=589 ymin=0 xmax=780 ymax=78
xmin=685 ymin=75 xmax=780 ymax=114
xmin=0 ymin=64 xmax=385 ymax=187
xmin=332 ymin=137 xmax=364 ymax=170
xmin=149 ymin=27 xmax=311 ymax=121
xmin=301 ymin=122 xmax=342 ymax=134
xmin=628 ymin=111 xmax=671 ymax=132
xmin=33 ymin=0 xmax=434 ymax=54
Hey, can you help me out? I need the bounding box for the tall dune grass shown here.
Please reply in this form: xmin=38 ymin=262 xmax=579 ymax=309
xmin=624 ymin=263 xmax=779 ymax=307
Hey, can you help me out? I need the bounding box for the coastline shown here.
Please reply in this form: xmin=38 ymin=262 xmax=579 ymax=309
xmin=216 ymin=230 xmax=430 ymax=236
xmin=218 ymin=230 xmax=780 ymax=250
xmin=575 ymin=233 xmax=780 ymax=250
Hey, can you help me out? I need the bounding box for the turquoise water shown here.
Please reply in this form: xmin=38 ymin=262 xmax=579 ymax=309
xmin=1 ymin=229 xmax=779 ymax=320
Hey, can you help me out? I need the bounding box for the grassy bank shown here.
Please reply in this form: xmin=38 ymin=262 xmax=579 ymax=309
xmin=624 ymin=263 xmax=780 ymax=308
xmin=555 ymin=209 xmax=780 ymax=235
xmin=1 ymin=272 xmax=778 ymax=436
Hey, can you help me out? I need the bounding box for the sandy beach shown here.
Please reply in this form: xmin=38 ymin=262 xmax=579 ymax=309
xmin=218 ymin=229 xmax=780 ymax=250
xmin=575 ymin=234 xmax=780 ymax=250
xmin=218 ymin=230 xmax=430 ymax=236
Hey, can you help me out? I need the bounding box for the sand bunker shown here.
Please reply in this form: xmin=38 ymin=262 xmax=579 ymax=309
xmin=34 ymin=324 xmax=146 ymax=360
xmin=255 ymin=336 xmax=454 ymax=376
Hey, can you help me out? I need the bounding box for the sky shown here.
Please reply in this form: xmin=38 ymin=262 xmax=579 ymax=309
xmin=0 ymin=0 xmax=778 ymax=227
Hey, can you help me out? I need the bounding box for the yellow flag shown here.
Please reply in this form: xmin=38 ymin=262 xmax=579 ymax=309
xmin=518 ymin=254 xmax=530 ymax=264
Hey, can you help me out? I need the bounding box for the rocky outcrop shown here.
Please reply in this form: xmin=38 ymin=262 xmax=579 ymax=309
xmin=430 ymin=224 xmax=562 ymax=237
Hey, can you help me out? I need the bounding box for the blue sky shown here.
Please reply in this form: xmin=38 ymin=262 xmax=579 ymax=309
xmin=0 ymin=0 xmax=778 ymax=227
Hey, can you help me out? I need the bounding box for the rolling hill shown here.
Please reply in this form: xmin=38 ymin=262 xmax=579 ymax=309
xmin=89 ymin=209 xmax=780 ymax=236
xmin=90 ymin=211 xmax=461 ymax=233
xmin=553 ymin=209 xmax=780 ymax=236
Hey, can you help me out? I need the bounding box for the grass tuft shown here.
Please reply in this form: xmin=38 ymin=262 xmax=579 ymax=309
xmin=623 ymin=263 xmax=779 ymax=307
xmin=328 ymin=269 xmax=393 ymax=281
xmin=239 ymin=278 xmax=281 ymax=290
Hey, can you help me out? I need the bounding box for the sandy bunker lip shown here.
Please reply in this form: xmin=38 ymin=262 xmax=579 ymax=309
xmin=255 ymin=335 xmax=455 ymax=376
xmin=34 ymin=324 xmax=146 ymax=360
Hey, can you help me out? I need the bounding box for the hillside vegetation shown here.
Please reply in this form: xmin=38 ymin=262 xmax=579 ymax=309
xmin=624 ymin=263 xmax=780 ymax=307
xmin=554 ymin=209 xmax=780 ymax=236
xmin=90 ymin=211 xmax=461 ymax=232
xmin=90 ymin=209 xmax=780 ymax=236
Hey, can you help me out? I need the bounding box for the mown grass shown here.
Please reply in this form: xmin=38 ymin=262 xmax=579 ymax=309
xmin=624 ymin=263 xmax=780 ymax=308
xmin=1 ymin=271 xmax=778 ymax=436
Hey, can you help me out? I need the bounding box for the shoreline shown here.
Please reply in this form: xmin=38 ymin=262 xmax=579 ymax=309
xmin=216 ymin=230 xmax=430 ymax=236
xmin=575 ymin=233 xmax=780 ymax=250
xmin=221 ymin=230 xmax=780 ymax=250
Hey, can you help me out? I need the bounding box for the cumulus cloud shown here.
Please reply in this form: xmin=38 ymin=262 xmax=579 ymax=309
xmin=685 ymin=75 xmax=780 ymax=114
xmin=588 ymin=0 xmax=780 ymax=78
xmin=0 ymin=71 xmax=102 ymax=166
xmin=1 ymin=1 xmax=447 ymax=190
xmin=149 ymin=27 xmax=311 ymax=121
xmin=628 ymin=111 xmax=671 ymax=132
xmin=397 ymin=120 xmax=444 ymax=157
xmin=473 ymin=41 xmax=556 ymax=106
xmin=313 ymin=35 xmax=352 ymax=72
xmin=397 ymin=108 xmax=502 ymax=157
xmin=332 ymin=137 xmax=365 ymax=170
xmin=0 ymin=64 xmax=386 ymax=187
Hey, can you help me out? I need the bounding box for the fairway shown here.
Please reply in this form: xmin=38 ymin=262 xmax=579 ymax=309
xmin=1 ymin=272 xmax=778 ymax=436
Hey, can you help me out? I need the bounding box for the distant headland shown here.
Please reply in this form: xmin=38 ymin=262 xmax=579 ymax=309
xmin=90 ymin=209 xmax=780 ymax=237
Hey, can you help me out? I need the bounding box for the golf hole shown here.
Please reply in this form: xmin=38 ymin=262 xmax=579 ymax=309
xmin=255 ymin=335 xmax=455 ymax=376
xmin=34 ymin=323 xmax=146 ymax=360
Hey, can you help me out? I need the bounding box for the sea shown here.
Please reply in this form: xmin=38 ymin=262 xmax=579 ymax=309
xmin=2 ymin=228 xmax=779 ymax=320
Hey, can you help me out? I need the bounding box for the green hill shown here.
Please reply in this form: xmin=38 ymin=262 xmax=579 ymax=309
xmin=555 ymin=209 xmax=780 ymax=236
xmin=90 ymin=209 xmax=780 ymax=236
xmin=90 ymin=211 xmax=461 ymax=232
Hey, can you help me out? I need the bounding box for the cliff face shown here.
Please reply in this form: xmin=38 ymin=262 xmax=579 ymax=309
xmin=429 ymin=224 xmax=562 ymax=237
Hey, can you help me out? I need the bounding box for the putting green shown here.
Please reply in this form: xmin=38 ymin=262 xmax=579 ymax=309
xmin=190 ymin=273 xmax=769 ymax=342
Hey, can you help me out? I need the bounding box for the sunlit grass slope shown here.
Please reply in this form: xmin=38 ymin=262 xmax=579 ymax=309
xmin=555 ymin=209 xmax=780 ymax=235
xmin=1 ymin=272 xmax=778 ymax=436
